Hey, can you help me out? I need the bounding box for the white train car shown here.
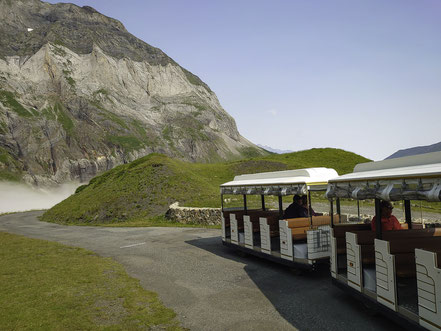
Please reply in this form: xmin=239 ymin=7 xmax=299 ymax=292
xmin=220 ymin=167 xmax=339 ymax=269
xmin=326 ymin=151 xmax=441 ymax=330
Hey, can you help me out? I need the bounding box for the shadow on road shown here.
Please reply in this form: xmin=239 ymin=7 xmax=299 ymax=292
xmin=186 ymin=236 xmax=400 ymax=331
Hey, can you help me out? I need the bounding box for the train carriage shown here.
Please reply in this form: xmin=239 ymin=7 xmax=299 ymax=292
xmin=220 ymin=167 xmax=339 ymax=269
xmin=326 ymin=151 xmax=441 ymax=330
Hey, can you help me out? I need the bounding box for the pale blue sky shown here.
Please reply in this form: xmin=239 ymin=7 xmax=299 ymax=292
xmin=46 ymin=0 xmax=441 ymax=160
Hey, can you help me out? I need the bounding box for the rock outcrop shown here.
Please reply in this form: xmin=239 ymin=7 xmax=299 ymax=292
xmin=0 ymin=0 xmax=268 ymax=186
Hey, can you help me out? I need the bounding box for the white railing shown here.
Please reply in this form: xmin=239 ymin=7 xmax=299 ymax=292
xmin=416 ymin=248 xmax=441 ymax=331
xmin=346 ymin=232 xmax=362 ymax=291
xmin=260 ymin=217 xmax=271 ymax=254
xmin=375 ymin=239 xmax=397 ymax=311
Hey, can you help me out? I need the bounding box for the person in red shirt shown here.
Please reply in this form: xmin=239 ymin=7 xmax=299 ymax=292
xmin=371 ymin=200 xmax=402 ymax=231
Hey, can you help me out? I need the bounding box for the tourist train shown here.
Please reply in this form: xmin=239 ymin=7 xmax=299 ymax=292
xmin=220 ymin=151 xmax=441 ymax=330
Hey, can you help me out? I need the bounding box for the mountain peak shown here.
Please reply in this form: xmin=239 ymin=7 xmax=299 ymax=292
xmin=0 ymin=0 xmax=170 ymax=64
xmin=0 ymin=0 xmax=268 ymax=186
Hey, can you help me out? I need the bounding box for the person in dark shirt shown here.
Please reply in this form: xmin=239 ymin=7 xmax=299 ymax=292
xmin=284 ymin=194 xmax=308 ymax=219
xmin=301 ymin=195 xmax=323 ymax=216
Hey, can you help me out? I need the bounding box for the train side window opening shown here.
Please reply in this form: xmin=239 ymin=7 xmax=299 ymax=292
xmin=417 ymin=199 xmax=441 ymax=228
xmin=222 ymin=194 xmax=245 ymax=211
xmin=222 ymin=192 xmax=284 ymax=213
xmin=243 ymin=194 xmax=264 ymax=211
xmin=307 ymin=191 xmax=329 ymax=217
xmin=331 ymin=198 xmax=373 ymax=225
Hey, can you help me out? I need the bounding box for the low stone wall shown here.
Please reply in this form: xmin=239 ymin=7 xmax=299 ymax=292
xmin=165 ymin=202 xmax=221 ymax=226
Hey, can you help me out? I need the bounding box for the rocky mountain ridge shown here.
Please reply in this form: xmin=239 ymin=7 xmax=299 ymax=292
xmin=0 ymin=0 xmax=267 ymax=186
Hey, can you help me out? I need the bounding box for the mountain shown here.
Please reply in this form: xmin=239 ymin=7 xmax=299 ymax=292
xmin=0 ymin=0 xmax=268 ymax=186
xmin=41 ymin=148 xmax=370 ymax=224
xmin=257 ymin=144 xmax=293 ymax=154
xmin=386 ymin=142 xmax=441 ymax=159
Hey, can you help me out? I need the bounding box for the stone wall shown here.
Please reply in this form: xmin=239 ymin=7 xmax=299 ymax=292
xmin=165 ymin=202 xmax=221 ymax=226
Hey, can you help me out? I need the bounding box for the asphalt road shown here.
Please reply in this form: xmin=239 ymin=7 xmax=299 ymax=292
xmin=0 ymin=211 xmax=401 ymax=331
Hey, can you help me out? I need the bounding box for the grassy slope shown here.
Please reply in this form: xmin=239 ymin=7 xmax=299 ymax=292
xmin=41 ymin=148 xmax=371 ymax=225
xmin=0 ymin=232 xmax=182 ymax=330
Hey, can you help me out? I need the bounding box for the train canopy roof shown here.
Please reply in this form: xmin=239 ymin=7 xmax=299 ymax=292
xmin=326 ymin=151 xmax=441 ymax=202
xmin=220 ymin=168 xmax=338 ymax=195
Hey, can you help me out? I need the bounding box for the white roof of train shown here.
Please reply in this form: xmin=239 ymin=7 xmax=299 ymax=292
xmin=221 ymin=168 xmax=338 ymax=187
xmin=326 ymin=151 xmax=441 ymax=201
xmin=329 ymin=151 xmax=441 ymax=183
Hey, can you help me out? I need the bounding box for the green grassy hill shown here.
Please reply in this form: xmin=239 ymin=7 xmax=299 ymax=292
xmin=41 ymin=148 xmax=370 ymax=225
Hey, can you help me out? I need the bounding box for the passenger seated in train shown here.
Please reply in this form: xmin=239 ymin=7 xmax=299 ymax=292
xmin=371 ymin=200 xmax=402 ymax=231
xmin=284 ymin=194 xmax=308 ymax=219
xmin=301 ymin=195 xmax=323 ymax=216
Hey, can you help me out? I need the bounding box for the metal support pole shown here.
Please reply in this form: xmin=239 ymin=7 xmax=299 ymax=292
xmin=261 ymin=194 xmax=266 ymax=211
xmin=404 ymin=200 xmax=412 ymax=229
xmin=278 ymin=195 xmax=283 ymax=220
xmin=308 ymin=190 xmax=313 ymax=226
xmin=330 ymin=199 xmax=334 ymax=227
xmin=221 ymin=194 xmax=224 ymax=212
xmin=336 ymin=198 xmax=341 ymax=216
xmin=375 ymin=198 xmax=382 ymax=239
xmin=357 ymin=200 xmax=360 ymax=221
xmin=243 ymin=194 xmax=247 ymax=214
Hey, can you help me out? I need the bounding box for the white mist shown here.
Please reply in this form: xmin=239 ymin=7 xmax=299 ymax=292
xmin=0 ymin=182 xmax=81 ymax=213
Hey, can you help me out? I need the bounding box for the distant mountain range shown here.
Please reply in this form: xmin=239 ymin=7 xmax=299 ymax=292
xmin=257 ymin=144 xmax=293 ymax=154
xmin=386 ymin=142 xmax=441 ymax=159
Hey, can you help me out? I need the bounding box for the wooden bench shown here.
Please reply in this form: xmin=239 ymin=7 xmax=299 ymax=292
xmin=221 ymin=210 xmax=237 ymax=240
xmin=375 ymin=235 xmax=441 ymax=312
xmin=223 ymin=210 xmax=244 ymax=244
xmin=284 ymin=215 xmax=341 ymax=240
xmin=400 ymin=222 xmax=424 ymax=230
xmin=260 ymin=214 xmax=282 ymax=254
xmin=222 ymin=210 xmax=246 ymax=228
xmin=345 ymin=228 xmax=441 ymax=292
xmin=329 ymin=223 xmax=371 ymax=278
xmin=247 ymin=210 xmax=278 ymax=231
xmin=224 ymin=209 xmax=263 ymax=244
xmin=280 ymin=215 xmax=341 ymax=261
xmin=243 ymin=210 xmax=279 ymax=249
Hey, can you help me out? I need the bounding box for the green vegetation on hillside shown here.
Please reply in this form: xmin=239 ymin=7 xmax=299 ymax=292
xmin=62 ymin=69 xmax=76 ymax=88
xmin=0 ymin=90 xmax=34 ymax=117
xmin=260 ymin=148 xmax=369 ymax=175
xmin=41 ymin=148 xmax=370 ymax=225
xmin=0 ymin=120 xmax=7 ymax=134
xmin=0 ymin=232 xmax=182 ymax=330
xmin=107 ymin=135 xmax=144 ymax=152
xmin=55 ymin=103 xmax=74 ymax=134
xmin=42 ymin=153 xmax=223 ymax=224
xmin=41 ymin=103 xmax=75 ymax=135
xmin=0 ymin=147 xmax=22 ymax=182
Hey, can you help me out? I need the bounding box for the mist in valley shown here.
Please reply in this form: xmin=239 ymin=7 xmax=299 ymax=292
xmin=0 ymin=182 xmax=81 ymax=213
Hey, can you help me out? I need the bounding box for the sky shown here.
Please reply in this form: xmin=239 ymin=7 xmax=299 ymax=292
xmin=46 ymin=0 xmax=441 ymax=161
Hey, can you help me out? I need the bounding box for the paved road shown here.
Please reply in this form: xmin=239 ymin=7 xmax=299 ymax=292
xmin=0 ymin=212 xmax=400 ymax=331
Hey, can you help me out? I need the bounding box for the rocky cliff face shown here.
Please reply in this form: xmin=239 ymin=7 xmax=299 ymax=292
xmin=0 ymin=0 xmax=267 ymax=186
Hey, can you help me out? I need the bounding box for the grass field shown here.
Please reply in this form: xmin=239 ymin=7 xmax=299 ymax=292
xmin=0 ymin=232 xmax=182 ymax=330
